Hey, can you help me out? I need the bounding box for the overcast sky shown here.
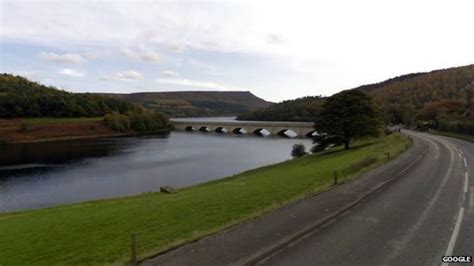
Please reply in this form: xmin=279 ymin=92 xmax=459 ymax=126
xmin=1 ymin=0 xmax=473 ymax=102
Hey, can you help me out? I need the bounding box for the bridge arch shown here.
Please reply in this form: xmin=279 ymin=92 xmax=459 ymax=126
xmin=277 ymin=129 xmax=298 ymax=138
xmin=253 ymin=128 xmax=270 ymax=137
xmin=185 ymin=126 xmax=195 ymax=131
xmin=232 ymin=127 xmax=247 ymax=134
xmin=199 ymin=126 xmax=210 ymax=132
xmin=305 ymin=130 xmax=318 ymax=138
xmin=215 ymin=127 xmax=228 ymax=133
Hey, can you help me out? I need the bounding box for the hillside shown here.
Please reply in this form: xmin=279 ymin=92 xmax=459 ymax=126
xmin=0 ymin=74 xmax=135 ymax=117
xmin=358 ymin=65 xmax=474 ymax=129
xmin=237 ymin=96 xmax=324 ymax=122
xmin=99 ymin=91 xmax=272 ymax=117
xmin=237 ymin=64 xmax=474 ymax=134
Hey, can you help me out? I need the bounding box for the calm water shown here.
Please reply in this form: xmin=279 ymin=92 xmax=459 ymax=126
xmin=0 ymin=119 xmax=312 ymax=212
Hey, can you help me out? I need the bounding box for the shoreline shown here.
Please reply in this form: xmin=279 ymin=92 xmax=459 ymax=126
xmin=3 ymin=128 xmax=171 ymax=145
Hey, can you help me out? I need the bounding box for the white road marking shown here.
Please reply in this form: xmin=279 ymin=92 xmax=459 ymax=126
xmin=442 ymin=208 xmax=465 ymax=266
xmin=463 ymin=157 xmax=468 ymax=168
xmin=470 ymin=187 xmax=474 ymax=208
xmin=464 ymin=172 xmax=469 ymax=193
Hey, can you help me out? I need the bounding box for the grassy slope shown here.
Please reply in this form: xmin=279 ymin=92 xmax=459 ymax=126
xmin=432 ymin=131 xmax=474 ymax=143
xmin=0 ymin=133 xmax=409 ymax=265
xmin=23 ymin=117 xmax=103 ymax=125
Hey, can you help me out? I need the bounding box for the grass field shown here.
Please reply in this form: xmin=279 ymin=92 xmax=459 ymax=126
xmin=432 ymin=131 xmax=474 ymax=143
xmin=0 ymin=133 xmax=410 ymax=265
xmin=23 ymin=117 xmax=103 ymax=125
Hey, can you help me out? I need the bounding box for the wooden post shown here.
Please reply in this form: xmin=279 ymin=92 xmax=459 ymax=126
xmin=334 ymin=171 xmax=338 ymax=185
xmin=131 ymin=232 xmax=137 ymax=266
xmin=385 ymin=152 xmax=390 ymax=161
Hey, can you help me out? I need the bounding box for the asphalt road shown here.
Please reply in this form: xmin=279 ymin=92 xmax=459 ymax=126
xmin=143 ymin=131 xmax=473 ymax=266
xmin=259 ymin=131 xmax=473 ymax=266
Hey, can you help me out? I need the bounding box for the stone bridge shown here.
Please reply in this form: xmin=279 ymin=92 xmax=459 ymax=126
xmin=171 ymin=119 xmax=316 ymax=138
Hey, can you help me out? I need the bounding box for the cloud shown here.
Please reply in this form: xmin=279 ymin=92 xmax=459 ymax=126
xmin=3 ymin=1 xmax=474 ymax=101
xmin=161 ymin=70 xmax=179 ymax=78
xmin=155 ymin=77 xmax=246 ymax=91
xmin=101 ymin=70 xmax=143 ymax=81
xmin=121 ymin=48 xmax=160 ymax=63
xmin=59 ymin=68 xmax=85 ymax=77
xmin=39 ymin=52 xmax=86 ymax=64
xmin=265 ymin=33 xmax=284 ymax=45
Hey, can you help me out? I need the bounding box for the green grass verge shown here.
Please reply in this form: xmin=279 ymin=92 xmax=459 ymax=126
xmin=432 ymin=131 xmax=474 ymax=143
xmin=0 ymin=133 xmax=410 ymax=265
xmin=23 ymin=117 xmax=103 ymax=125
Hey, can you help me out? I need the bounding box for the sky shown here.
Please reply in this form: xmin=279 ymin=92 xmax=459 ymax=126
xmin=1 ymin=0 xmax=474 ymax=102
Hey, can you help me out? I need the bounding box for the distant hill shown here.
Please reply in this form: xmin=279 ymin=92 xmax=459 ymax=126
xmin=237 ymin=64 xmax=474 ymax=134
xmin=0 ymin=74 xmax=136 ymax=117
xmin=237 ymin=96 xmax=324 ymax=122
xmin=99 ymin=91 xmax=272 ymax=117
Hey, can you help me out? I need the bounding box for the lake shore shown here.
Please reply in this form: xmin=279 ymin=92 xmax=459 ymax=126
xmin=0 ymin=118 xmax=170 ymax=144
xmin=0 ymin=133 xmax=410 ymax=265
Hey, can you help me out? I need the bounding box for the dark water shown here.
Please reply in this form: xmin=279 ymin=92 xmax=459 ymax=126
xmin=0 ymin=130 xmax=312 ymax=212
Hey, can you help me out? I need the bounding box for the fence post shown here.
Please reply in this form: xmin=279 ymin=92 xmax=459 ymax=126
xmin=131 ymin=232 xmax=137 ymax=266
xmin=334 ymin=171 xmax=338 ymax=185
xmin=385 ymin=152 xmax=390 ymax=161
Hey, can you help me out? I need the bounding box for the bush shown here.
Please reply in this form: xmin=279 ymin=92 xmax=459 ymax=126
xmin=103 ymin=112 xmax=130 ymax=132
xmin=291 ymin=143 xmax=307 ymax=158
xmin=103 ymin=110 xmax=170 ymax=132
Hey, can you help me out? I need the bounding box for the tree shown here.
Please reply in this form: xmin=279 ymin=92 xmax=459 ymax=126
xmin=291 ymin=143 xmax=307 ymax=158
xmin=313 ymin=90 xmax=381 ymax=150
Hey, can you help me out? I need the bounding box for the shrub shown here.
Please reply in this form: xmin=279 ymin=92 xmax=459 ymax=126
xmin=103 ymin=112 xmax=130 ymax=132
xmin=291 ymin=143 xmax=307 ymax=158
xmin=104 ymin=110 xmax=170 ymax=132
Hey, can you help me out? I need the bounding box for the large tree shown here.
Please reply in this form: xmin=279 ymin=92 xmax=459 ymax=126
xmin=313 ymin=89 xmax=381 ymax=150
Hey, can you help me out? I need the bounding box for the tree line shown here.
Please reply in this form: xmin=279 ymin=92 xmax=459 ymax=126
xmin=0 ymin=74 xmax=136 ymax=117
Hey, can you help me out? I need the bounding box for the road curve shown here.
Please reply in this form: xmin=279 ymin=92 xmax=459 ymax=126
xmin=259 ymin=131 xmax=472 ymax=266
xmin=143 ymin=131 xmax=473 ymax=266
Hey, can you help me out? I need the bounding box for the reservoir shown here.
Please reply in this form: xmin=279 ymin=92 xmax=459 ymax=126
xmin=0 ymin=118 xmax=313 ymax=212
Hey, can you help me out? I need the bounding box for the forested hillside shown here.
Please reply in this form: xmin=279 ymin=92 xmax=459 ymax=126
xmin=238 ymin=65 xmax=474 ymax=135
xmin=99 ymin=91 xmax=271 ymax=117
xmin=359 ymin=65 xmax=474 ymax=134
xmin=0 ymin=74 xmax=135 ymax=117
xmin=237 ymin=96 xmax=324 ymax=121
